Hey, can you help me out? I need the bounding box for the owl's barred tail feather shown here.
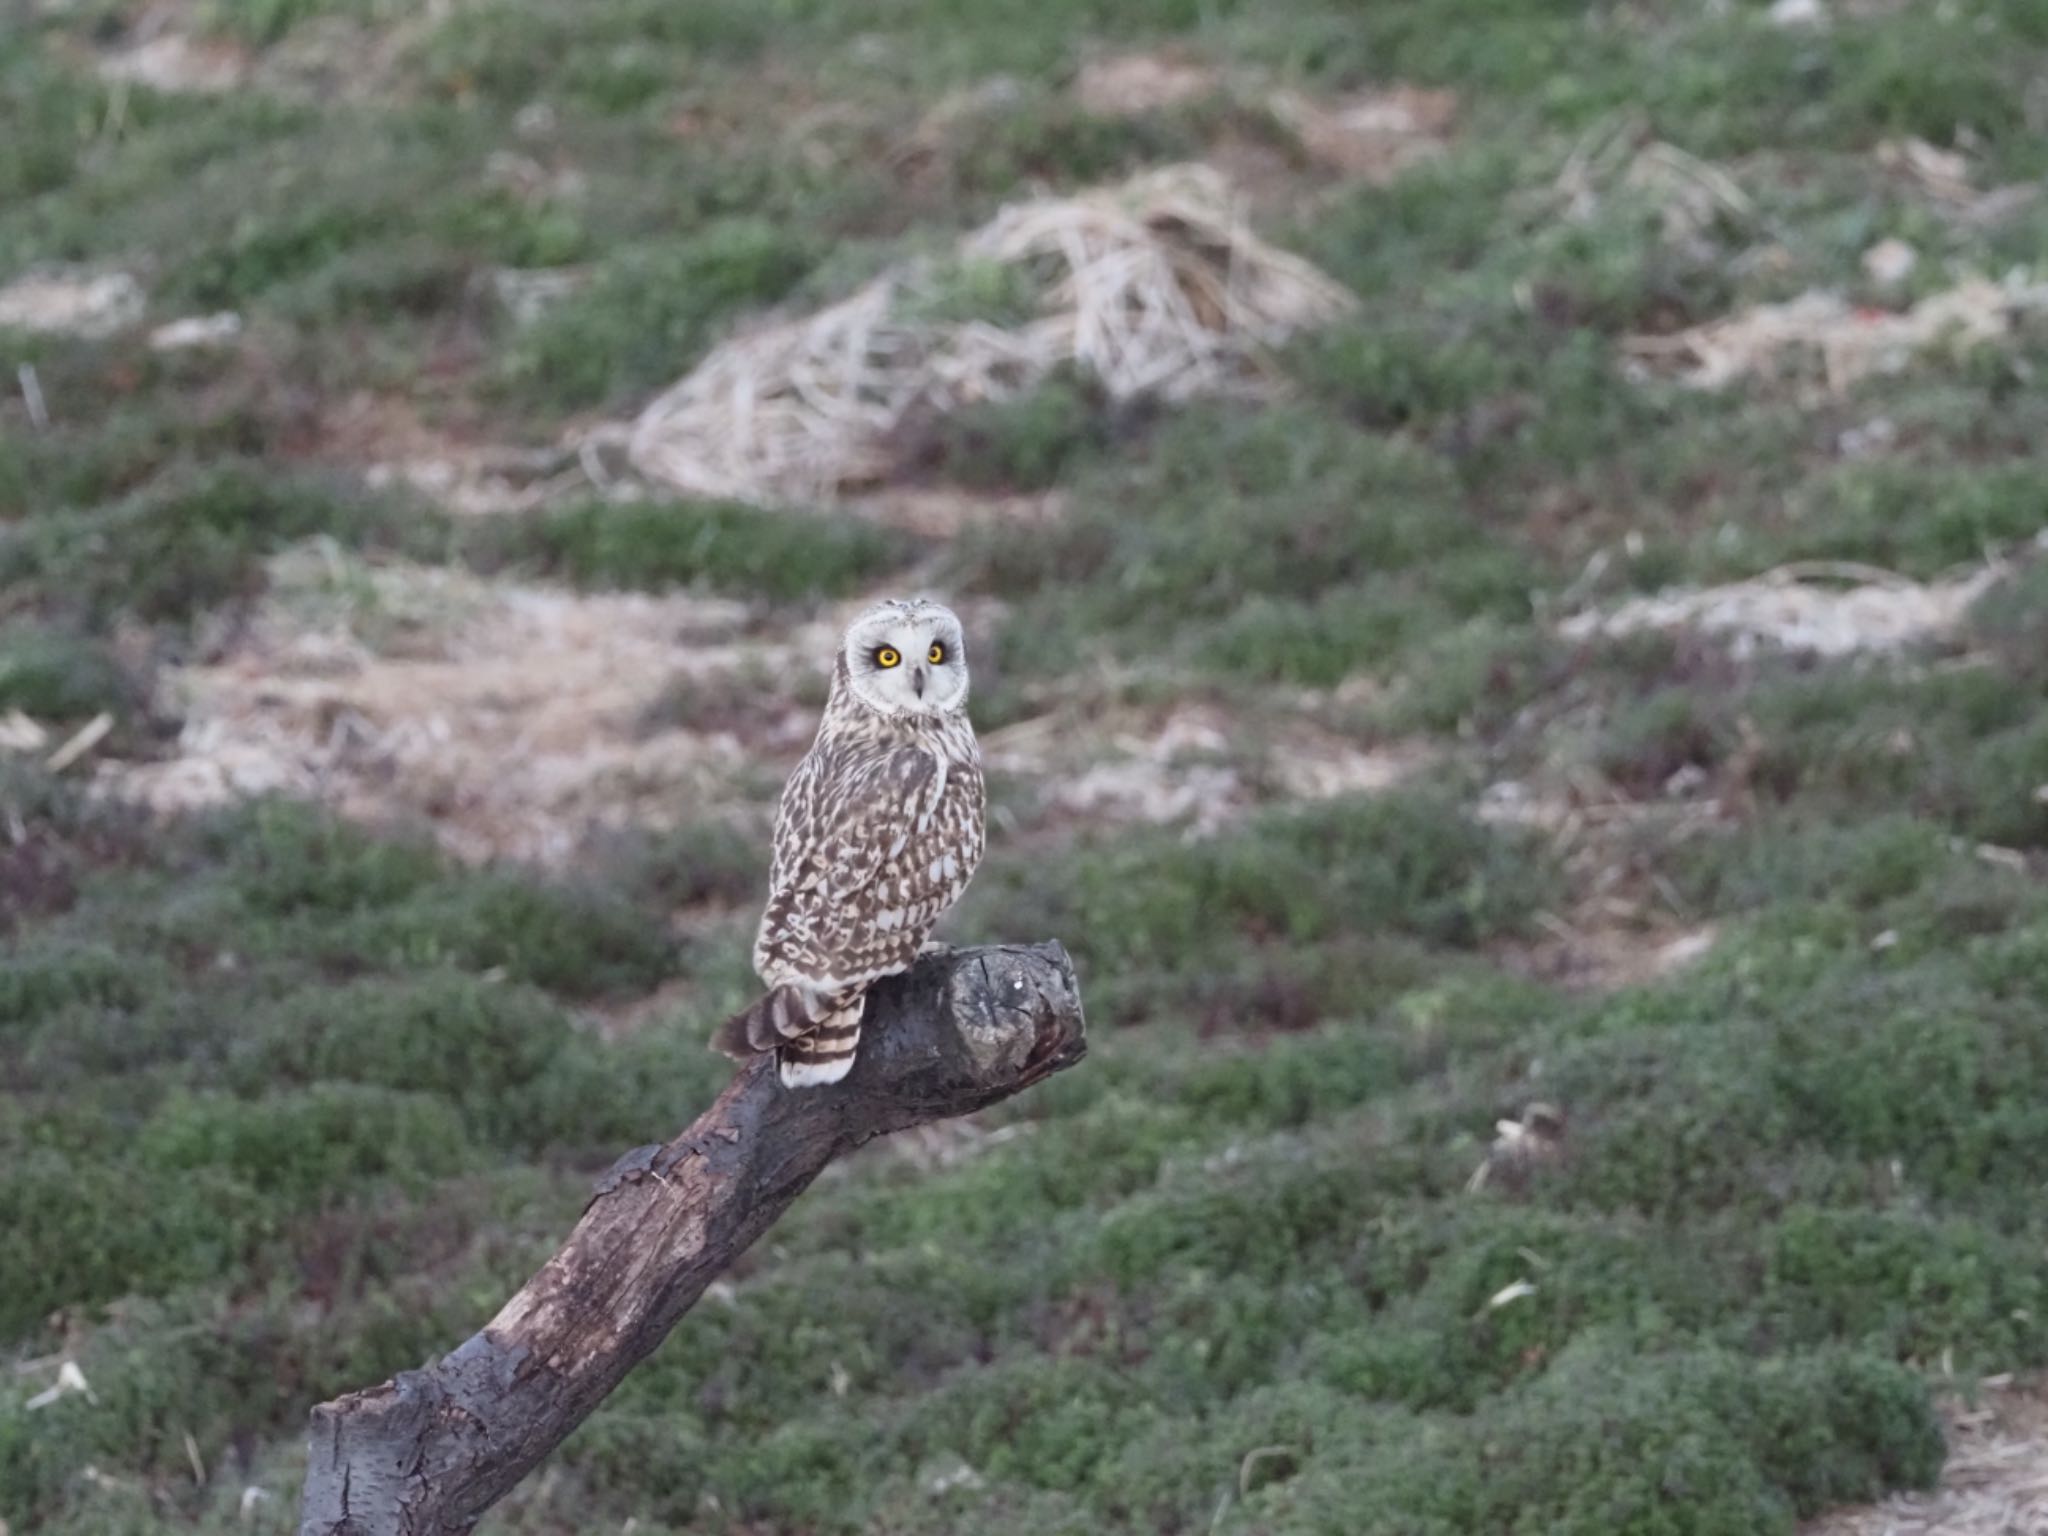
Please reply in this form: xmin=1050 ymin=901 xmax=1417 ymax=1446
xmin=711 ymin=985 xmax=815 ymax=1058
xmin=710 ymin=988 xmax=865 ymax=1089
xmin=775 ymin=1005 xmax=862 ymax=1087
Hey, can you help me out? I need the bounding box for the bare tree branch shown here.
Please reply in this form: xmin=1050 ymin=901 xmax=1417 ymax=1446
xmin=298 ymin=941 xmax=1086 ymax=1536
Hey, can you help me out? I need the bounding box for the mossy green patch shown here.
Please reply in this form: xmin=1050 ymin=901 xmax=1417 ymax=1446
xmin=497 ymin=220 xmax=818 ymax=411
xmin=1 ymin=465 xmax=444 ymax=630
xmin=466 ymin=495 xmax=913 ymax=599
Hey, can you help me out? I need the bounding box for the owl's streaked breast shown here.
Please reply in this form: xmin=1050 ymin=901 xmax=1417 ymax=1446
xmin=754 ymin=698 xmax=984 ymax=997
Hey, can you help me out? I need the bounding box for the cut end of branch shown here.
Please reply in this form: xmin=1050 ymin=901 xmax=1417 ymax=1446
xmin=848 ymin=940 xmax=1086 ymax=1118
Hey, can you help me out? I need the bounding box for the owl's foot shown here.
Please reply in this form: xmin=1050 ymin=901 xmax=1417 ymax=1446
xmin=917 ymin=940 xmax=955 ymax=958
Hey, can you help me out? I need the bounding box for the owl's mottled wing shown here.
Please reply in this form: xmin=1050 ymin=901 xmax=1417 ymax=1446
xmin=950 ymin=751 xmax=987 ymax=883
xmin=758 ymin=745 xmax=942 ymax=990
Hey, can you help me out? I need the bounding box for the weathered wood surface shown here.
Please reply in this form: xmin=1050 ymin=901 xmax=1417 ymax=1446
xmin=299 ymin=941 xmax=1086 ymax=1536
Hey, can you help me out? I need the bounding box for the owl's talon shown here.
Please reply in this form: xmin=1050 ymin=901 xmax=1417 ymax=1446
xmin=918 ymin=940 xmax=955 ymax=957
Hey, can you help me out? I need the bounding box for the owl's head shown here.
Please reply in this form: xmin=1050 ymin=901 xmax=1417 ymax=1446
xmin=839 ymin=598 xmax=971 ymax=720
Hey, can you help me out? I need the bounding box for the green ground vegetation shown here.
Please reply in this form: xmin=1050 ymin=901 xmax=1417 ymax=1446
xmin=5 ymin=0 xmax=2048 ymax=1531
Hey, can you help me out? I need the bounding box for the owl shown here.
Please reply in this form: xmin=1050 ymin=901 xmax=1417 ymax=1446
xmin=713 ymin=598 xmax=986 ymax=1087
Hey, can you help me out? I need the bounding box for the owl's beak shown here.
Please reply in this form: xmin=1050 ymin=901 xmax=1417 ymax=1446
xmin=912 ymin=668 xmax=927 ymax=698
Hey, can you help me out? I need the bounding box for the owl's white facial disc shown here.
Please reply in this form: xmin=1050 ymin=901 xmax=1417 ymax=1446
xmin=841 ymin=598 xmax=970 ymax=719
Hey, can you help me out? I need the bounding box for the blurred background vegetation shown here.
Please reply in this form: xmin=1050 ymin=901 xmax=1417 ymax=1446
xmin=4 ymin=0 xmax=2048 ymax=1531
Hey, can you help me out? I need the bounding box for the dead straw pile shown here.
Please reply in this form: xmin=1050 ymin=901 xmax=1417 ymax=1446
xmin=624 ymin=164 xmax=1356 ymax=503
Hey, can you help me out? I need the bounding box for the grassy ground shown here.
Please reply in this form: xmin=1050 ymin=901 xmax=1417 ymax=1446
xmin=5 ymin=0 xmax=2048 ymax=1531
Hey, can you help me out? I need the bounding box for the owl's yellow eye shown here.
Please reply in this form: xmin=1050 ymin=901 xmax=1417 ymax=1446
xmin=875 ymin=647 xmax=901 ymax=668
xmin=927 ymin=642 xmax=946 ymax=665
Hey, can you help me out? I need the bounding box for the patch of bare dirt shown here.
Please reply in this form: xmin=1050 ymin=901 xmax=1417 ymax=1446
xmin=848 ymin=487 xmax=1067 ymax=539
xmin=1559 ymin=561 xmax=2010 ymax=659
xmin=99 ymin=29 xmax=250 ymax=93
xmin=321 ymin=393 xmax=582 ymax=517
xmin=1265 ymin=85 xmax=1457 ymax=183
xmin=361 ymin=454 xmax=576 ymax=517
xmin=1071 ymin=52 xmax=1456 ymax=185
xmin=79 ymin=534 xmax=1421 ymax=870
xmin=1803 ymin=1375 xmax=2048 ymax=1536
xmin=84 ymin=1 xmax=247 ymax=92
xmin=1198 ymin=129 xmax=1309 ymax=217
xmin=83 ymin=0 xmax=431 ymax=102
xmin=1480 ymin=779 xmax=1722 ymax=992
xmin=887 ymin=76 xmax=1027 ymax=189
xmin=0 ymin=269 xmax=144 ymax=338
xmin=248 ymin=7 xmax=457 ymax=103
xmin=984 ymin=702 xmax=1427 ymax=836
xmin=149 ymin=311 xmax=243 ymax=351
xmin=1506 ymin=915 xmax=1719 ymax=992
xmin=1074 ymin=51 xmax=1221 ymax=116
xmin=104 ymin=548 xmax=834 ymax=864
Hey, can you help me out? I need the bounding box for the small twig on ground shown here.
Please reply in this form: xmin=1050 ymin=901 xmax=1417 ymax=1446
xmin=18 ymin=364 xmax=48 ymax=432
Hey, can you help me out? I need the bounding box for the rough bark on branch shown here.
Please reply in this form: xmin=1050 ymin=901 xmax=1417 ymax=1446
xmin=298 ymin=941 xmax=1085 ymax=1536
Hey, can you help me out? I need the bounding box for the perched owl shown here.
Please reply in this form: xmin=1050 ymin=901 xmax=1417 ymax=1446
xmin=713 ymin=598 xmax=986 ymax=1087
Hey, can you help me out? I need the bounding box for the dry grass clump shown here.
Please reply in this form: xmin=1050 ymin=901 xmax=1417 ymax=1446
xmin=626 ymin=165 xmax=1356 ymax=503
xmin=1624 ymin=273 xmax=2048 ymax=392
